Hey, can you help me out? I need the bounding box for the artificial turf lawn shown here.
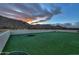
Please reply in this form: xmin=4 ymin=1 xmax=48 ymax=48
xmin=3 ymin=32 xmax=79 ymax=55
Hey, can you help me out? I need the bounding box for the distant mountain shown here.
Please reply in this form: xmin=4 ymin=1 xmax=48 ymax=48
xmin=0 ymin=16 xmax=31 ymax=29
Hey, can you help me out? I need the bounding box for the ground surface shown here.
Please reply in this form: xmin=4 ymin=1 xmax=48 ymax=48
xmin=3 ymin=32 xmax=79 ymax=55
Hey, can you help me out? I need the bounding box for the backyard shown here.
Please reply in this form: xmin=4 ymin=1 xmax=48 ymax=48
xmin=2 ymin=32 xmax=79 ymax=55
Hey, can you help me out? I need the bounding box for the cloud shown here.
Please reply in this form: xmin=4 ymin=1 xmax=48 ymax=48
xmin=0 ymin=3 xmax=61 ymax=24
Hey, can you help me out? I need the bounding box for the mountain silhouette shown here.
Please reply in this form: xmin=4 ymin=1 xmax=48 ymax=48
xmin=0 ymin=16 xmax=31 ymax=29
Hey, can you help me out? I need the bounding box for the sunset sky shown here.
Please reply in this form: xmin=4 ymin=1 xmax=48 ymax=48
xmin=0 ymin=3 xmax=79 ymax=24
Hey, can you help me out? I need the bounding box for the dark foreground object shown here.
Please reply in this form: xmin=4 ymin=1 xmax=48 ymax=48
xmin=8 ymin=51 xmax=28 ymax=55
xmin=27 ymin=34 xmax=35 ymax=37
xmin=1 ymin=51 xmax=28 ymax=55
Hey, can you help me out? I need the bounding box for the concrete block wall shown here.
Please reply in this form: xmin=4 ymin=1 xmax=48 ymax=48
xmin=0 ymin=31 xmax=10 ymax=53
xmin=10 ymin=30 xmax=78 ymax=35
xmin=10 ymin=30 xmax=54 ymax=35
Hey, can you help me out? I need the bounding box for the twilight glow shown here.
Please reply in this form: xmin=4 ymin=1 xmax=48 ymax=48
xmin=0 ymin=3 xmax=79 ymax=24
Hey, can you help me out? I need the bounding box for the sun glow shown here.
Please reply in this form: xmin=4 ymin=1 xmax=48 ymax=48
xmin=20 ymin=17 xmax=48 ymax=25
xmin=26 ymin=18 xmax=32 ymax=24
xmin=21 ymin=18 xmax=32 ymax=24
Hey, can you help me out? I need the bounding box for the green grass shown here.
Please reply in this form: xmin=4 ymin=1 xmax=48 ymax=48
xmin=3 ymin=32 xmax=79 ymax=55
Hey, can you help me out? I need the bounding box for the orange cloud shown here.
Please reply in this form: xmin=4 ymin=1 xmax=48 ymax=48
xmin=21 ymin=18 xmax=33 ymax=24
